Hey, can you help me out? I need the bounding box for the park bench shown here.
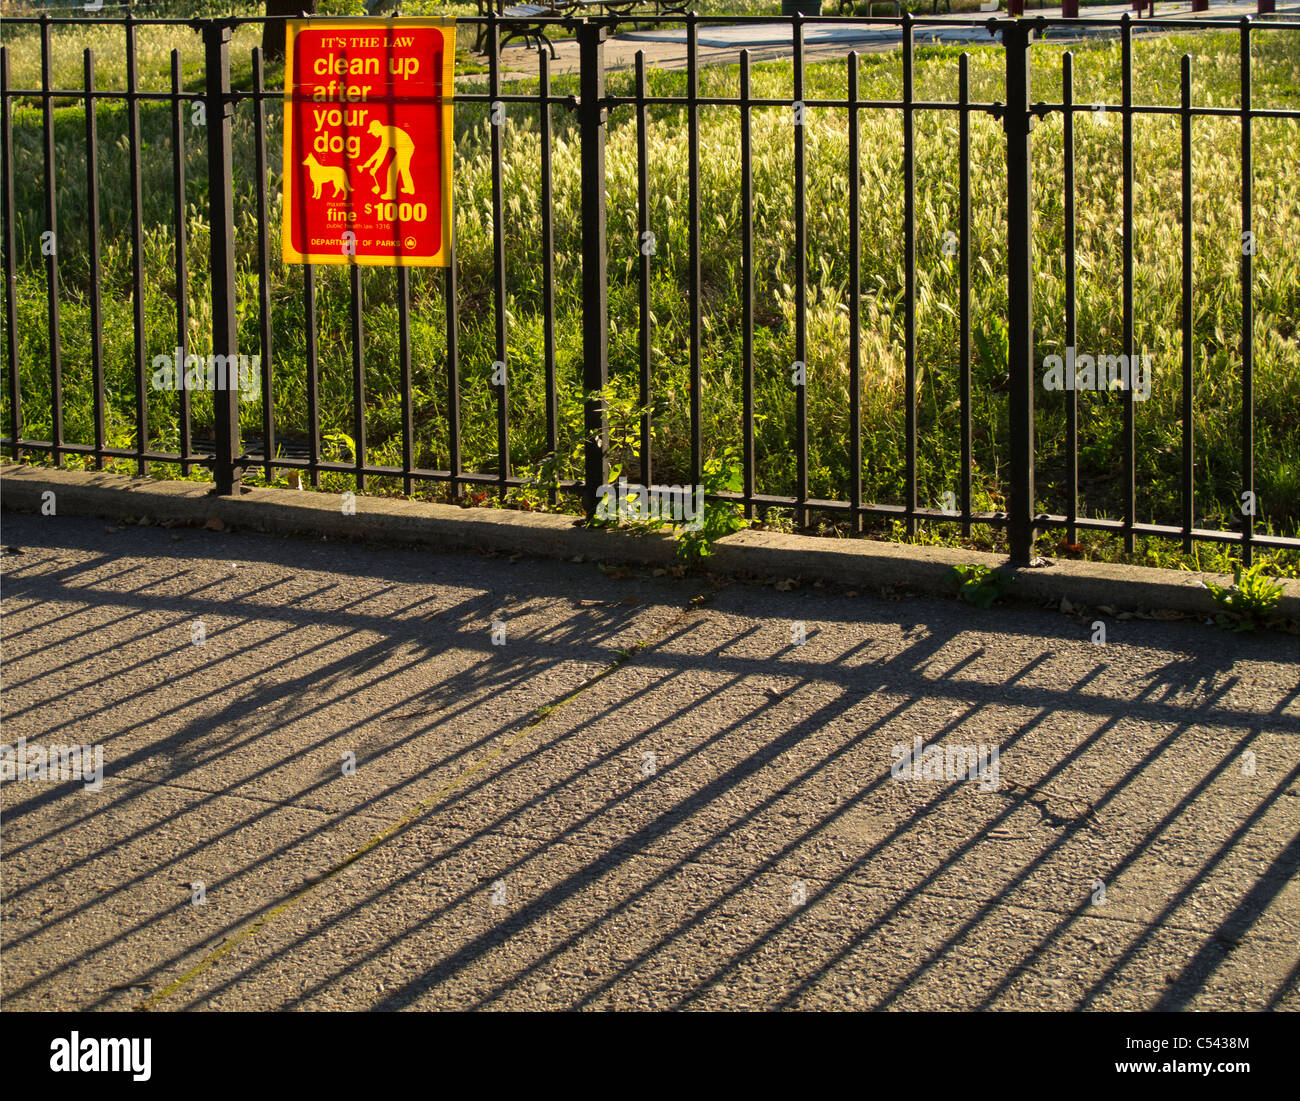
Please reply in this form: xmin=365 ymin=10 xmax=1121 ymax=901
xmin=834 ymin=0 xmax=953 ymax=14
xmin=475 ymin=0 xmax=692 ymax=59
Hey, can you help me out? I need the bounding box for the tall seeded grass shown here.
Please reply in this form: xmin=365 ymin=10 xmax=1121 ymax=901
xmin=2 ymin=25 xmax=1298 ymax=570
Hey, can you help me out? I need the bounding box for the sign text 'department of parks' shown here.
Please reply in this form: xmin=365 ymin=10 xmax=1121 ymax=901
xmin=281 ymin=18 xmax=455 ymax=267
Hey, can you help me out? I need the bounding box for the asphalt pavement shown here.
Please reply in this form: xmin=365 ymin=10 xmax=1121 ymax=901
xmin=2 ymin=511 xmax=1297 ymax=1010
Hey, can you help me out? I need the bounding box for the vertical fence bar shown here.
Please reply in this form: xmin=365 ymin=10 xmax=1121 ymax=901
xmin=445 ymin=209 xmax=460 ymax=501
xmin=305 ymin=265 xmax=320 ymax=487
xmin=253 ymin=47 xmax=274 ymax=483
xmin=1239 ymin=19 xmax=1253 ymax=565
xmin=1180 ymin=54 xmax=1194 ymax=553
xmin=1063 ymin=52 xmax=1077 ymax=546
xmin=489 ymin=18 xmax=509 ymax=500
xmin=848 ymin=52 xmax=862 ymax=535
xmin=740 ymin=51 xmax=755 ymax=519
xmin=0 ymin=48 xmax=18 ymax=461
xmin=127 ymin=16 xmax=147 ymax=473
xmin=386 ymin=10 xmax=412 ymax=491
xmin=579 ymin=20 xmax=609 ymax=517
xmin=959 ymin=52 xmax=971 ymax=539
xmin=902 ymin=14 xmax=917 ymax=536
xmin=1121 ymin=15 xmax=1135 ymax=554
xmin=541 ymin=49 xmax=558 ymax=504
xmin=88 ymin=50 xmax=105 ymax=470
xmin=741 ymin=50 xmax=755 ymax=519
xmin=344 ymin=44 xmax=364 ymax=497
xmin=204 ymin=21 xmax=241 ymax=495
xmin=636 ymin=50 xmax=652 ymax=491
xmin=286 ymin=29 xmax=318 ymax=490
xmin=687 ymin=13 xmax=701 ymax=492
xmin=170 ymin=51 xmax=190 ymax=475
xmin=350 ymin=265 xmax=365 ymax=491
xmin=398 ymin=266 xmax=413 ymax=495
xmin=1004 ymin=18 xmax=1037 ymax=565
xmin=41 ymin=17 xmax=63 ymax=466
xmin=794 ymin=14 xmax=808 ymax=528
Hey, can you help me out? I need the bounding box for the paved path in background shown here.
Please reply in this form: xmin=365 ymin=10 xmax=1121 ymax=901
xmin=2 ymin=512 xmax=1297 ymax=1010
xmin=494 ymin=2 xmax=1300 ymax=76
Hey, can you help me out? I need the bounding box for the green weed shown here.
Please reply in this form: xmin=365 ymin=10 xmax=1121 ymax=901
xmin=1203 ymin=561 xmax=1286 ymax=631
xmin=947 ymin=562 xmax=1011 ymax=607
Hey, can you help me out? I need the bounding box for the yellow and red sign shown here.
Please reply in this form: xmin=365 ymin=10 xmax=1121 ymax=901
xmin=281 ymin=18 xmax=454 ymax=267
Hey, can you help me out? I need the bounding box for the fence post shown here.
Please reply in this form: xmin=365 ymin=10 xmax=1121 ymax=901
xmin=578 ymin=20 xmax=608 ymax=519
xmin=1 ymin=49 xmax=20 ymax=463
xmin=1003 ymin=19 xmax=1036 ymax=565
xmin=203 ymin=21 xmax=241 ymax=496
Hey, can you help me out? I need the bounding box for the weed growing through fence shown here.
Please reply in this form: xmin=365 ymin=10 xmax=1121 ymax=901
xmin=674 ymin=448 xmax=750 ymax=565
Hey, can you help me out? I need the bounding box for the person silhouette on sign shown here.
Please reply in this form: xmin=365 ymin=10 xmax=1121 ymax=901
xmin=360 ymin=120 xmax=416 ymax=198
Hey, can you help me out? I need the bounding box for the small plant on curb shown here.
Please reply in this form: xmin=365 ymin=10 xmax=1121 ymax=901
xmin=754 ymin=507 xmax=795 ymax=535
xmin=1203 ymin=561 xmax=1286 ymax=631
xmin=580 ymin=463 xmax=673 ymax=535
xmin=675 ymin=449 xmax=750 ymax=566
xmin=946 ymin=563 xmax=1011 ymax=608
xmin=512 ymin=449 xmax=575 ymax=514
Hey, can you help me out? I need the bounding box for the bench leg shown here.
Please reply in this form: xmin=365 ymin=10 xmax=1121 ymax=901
xmin=500 ymin=27 xmax=531 ymax=53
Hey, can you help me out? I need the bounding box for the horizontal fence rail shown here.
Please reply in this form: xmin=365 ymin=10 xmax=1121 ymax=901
xmin=2 ymin=11 xmax=1298 ymax=567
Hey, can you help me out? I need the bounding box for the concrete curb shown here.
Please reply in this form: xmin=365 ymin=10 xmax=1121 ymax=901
xmin=3 ymin=464 xmax=1298 ymax=623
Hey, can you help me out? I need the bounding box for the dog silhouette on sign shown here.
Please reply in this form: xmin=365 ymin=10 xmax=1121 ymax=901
xmin=301 ymin=154 xmax=350 ymax=199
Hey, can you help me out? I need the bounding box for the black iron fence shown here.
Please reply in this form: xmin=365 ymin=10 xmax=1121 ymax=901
xmin=2 ymin=10 xmax=1298 ymax=565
